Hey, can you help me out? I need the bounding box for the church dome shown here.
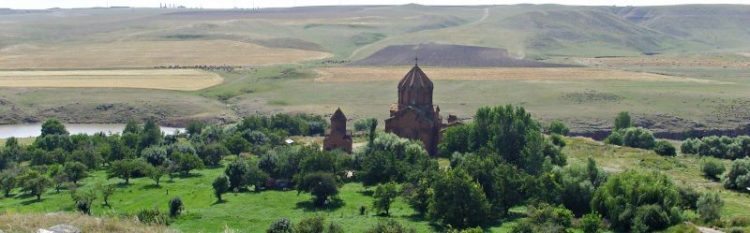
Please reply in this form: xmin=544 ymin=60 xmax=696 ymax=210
xmin=398 ymin=65 xmax=433 ymax=91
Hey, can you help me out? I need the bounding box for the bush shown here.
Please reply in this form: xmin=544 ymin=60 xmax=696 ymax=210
xmin=364 ymin=220 xmax=416 ymax=233
xmin=723 ymin=158 xmax=750 ymax=191
xmin=581 ymin=212 xmax=603 ymax=233
xmin=169 ymin=197 xmax=183 ymax=217
xmin=297 ymin=172 xmax=338 ymax=207
xmin=295 ymin=216 xmax=343 ymax=233
xmin=267 ymin=218 xmax=294 ymax=233
xmin=702 ymin=158 xmax=726 ymax=180
xmin=428 ymin=169 xmax=491 ymax=229
xmin=136 ymin=208 xmax=169 ymax=225
xmin=212 ymin=176 xmax=229 ymax=202
xmin=654 ymin=140 xmax=676 ymax=156
xmin=604 ymin=131 xmax=623 ymax=146
xmin=515 ymin=203 xmax=574 ymax=233
xmin=372 ymin=182 xmax=399 ymax=216
xmin=354 ymin=118 xmax=377 ymax=132
xmin=697 ymin=192 xmax=723 ymax=223
xmin=622 ymin=127 xmax=656 ymax=149
xmin=548 ymin=120 xmax=570 ymax=135
xmin=592 ymin=170 xmax=681 ymax=232
xmin=614 ymin=112 xmax=632 ymax=131
xmin=681 ymin=138 xmax=702 ymax=154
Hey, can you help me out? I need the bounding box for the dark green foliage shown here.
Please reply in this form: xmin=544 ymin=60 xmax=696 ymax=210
xmin=358 ymin=133 xmax=435 ymax=186
xmin=33 ymin=134 xmax=73 ymax=152
xmin=428 ymin=169 xmax=491 ymax=229
xmin=172 ymin=152 xmax=204 ymax=175
xmin=559 ymin=158 xmax=606 ymax=217
xmin=438 ymin=124 xmax=472 ymax=155
xmin=453 ymin=154 xmax=527 ymax=217
xmin=297 ymin=172 xmax=338 ymax=207
xmin=0 ymin=170 xmax=17 ymax=197
xmin=621 ymin=127 xmax=656 ymax=149
xmin=372 ymin=182 xmax=398 ymax=216
xmin=267 ymin=218 xmax=294 ymax=233
xmin=614 ymin=111 xmax=632 ymax=131
xmin=146 ymin=164 xmax=164 ymax=186
xmin=107 ymin=159 xmax=149 ymax=184
xmin=225 ymin=159 xmax=249 ymax=191
xmin=71 ymin=188 xmax=96 ymax=215
xmin=123 ymin=119 xmax=142 ymax=134
xmin=136 ymin=208 xmax=170 ymax=225
xmin=592 ymin=170 xmax=682 ymax=232
xmin=18 ymin=169 xmax=52 ymax=200
xmin=550 ymin=134 xmax=566 ymax=147
xmin=294 ymin=216 xmax=343 ymax=233
xmin=169 ymin=197 xmax=183 ymax=217
xmin=212 ymin=175 xmax=229 ymax=202
xmin=581 ymin=212 xmax=603 ymax=233
xmin=140 ymin=119 xmax=163 ymax=149
xmin=697 ymin=192 xmax=723 ymax=223
xmin=186 ymin=121 xmax=205 ymax=136
xmin=511 ymin=203 xmax=573 ymax=233
xmin=681 ymin=138 xmax=702 ymax=155
xmin=259 ymin=145 xmax=306 ymax=180
xmin=654 ymin=140 xmax=676 ymax=156
xmin=364 ymin=220 xmax=416 ymax=233
xmin=224 ymin=134 xmax=250 ymax=155
xmin=685 ymin=136 xmax=750 ymax=159
xmin=548 ymin=120 xmax=570 ymax=135
xmin=141 ymin=146 xmax=168 ymax=166
xmin=41 ymin=119 xmax=69 ymax=137
xmin=68 ymin=148 xmax=103 ymax=169
xmin=401 ymin=177 xmax=432 ymax=216
xmin=723 ymin=158 xmax=750 ymax=191
xmin=604 ymin=131 xmax=623 ymax=146
xmin=678 ymin=186 xmax=700 ymax=210
xmin=236 ymin=114 xmax=328 ymax=137
xmin=702 ymin=158 xmax=726 ymax=180
xmin=98 ymin=183 xmax=115 ymax=206
xmin=62 ymin=161 xmax=88 ymax=184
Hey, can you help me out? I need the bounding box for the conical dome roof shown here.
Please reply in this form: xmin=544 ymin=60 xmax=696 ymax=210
xmin=398 ymin=65 xmax=433 ymax=90
xmin=331 ymin=108 xmax=346 ymax=121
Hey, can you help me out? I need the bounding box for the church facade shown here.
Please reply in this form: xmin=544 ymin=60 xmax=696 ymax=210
xmin=323 ymin=108 xmax=352 ymax=153
xmin=385 ymin=64 xmax=442 ymax=156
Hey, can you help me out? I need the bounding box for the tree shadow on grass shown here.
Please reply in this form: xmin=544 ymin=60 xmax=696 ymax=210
xmin=358 ymin=189 xmax=374 ymax=196
xmin=294 ymin=198 xmax=344 ymax=212
xmin=115 ymin=183 xmax=131 ymax=188
xmin=141 ymin=184 xmax=162 ymax=190
xmin=211 ymin=199 xmax=227 ymax=206
xmin=20 ymin=198 xmax=42 ymax=205
xmin=177 ymin=173 xmax=203 ymax=179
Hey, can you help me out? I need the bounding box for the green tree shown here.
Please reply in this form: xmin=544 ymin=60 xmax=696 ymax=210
xmin=147 ymin=165 xmax=165 ymax=186
xmin=139 ymin=119 xmax=163 ymax=149
xmin=97 ymin=182 xmax=116 ymax=206
xmin=212 ymin=175 xmax=229 ymax=202
xmin=372 ymin=182 xmax=399 ymax=216
xmin=614 ymin=111 xmax=632 ymax=131
xmin=581 ymin=212 xmax=603 ymax=233
xmin=63 ymin=161 xmax=88 ymax=184
xmin=123 ymin=119 xmax=142 ymax=134
xmin=297 ymin=172 xmax=338 ymax=207
xmin=697 ymin=192 xmax=723 ymax=223
xmin=173 ymin=152 xmax=204 ymax=176
xmin=0 ymin=170 xmax=17 ymax=197
xmin=71 ymin=188 xmax=96 ymax=215
xmin=141 ymin=146 xmax=168 ymax=166
xmin=41 ymin=119 xmax=69 ymax=136
xmin=428 ymin=169 xmax=491 ymax=229
xmin=225 ymin=159 xmax=248 ymax=191
xmin=224 ymin=134 xmax=251 ymax=155
xmin=107 ymin=159 xmax=147 ymax=184
xmin=198 ymin=143 xmax=229 ymax=167
xmin=622 ymin=127 xmax=656 ymax=149
xmin=245 ymin=163 xmax=269 ymax=192
xmin=511 ymin=203 xmax=573 ymax=233
xmin=19 ymin=170 xmax=52 ymax=200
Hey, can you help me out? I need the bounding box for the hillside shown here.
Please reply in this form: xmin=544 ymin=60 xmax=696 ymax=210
xmin=351 ymin=43 xmax=571 ymax=67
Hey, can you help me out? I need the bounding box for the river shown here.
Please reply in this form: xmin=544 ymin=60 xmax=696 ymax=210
xmin=0 ymin=123 xmax=183 ymax=139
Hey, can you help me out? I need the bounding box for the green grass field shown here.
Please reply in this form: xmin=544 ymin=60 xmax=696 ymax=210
xmin=2 ymin=137 xmax=748 ymax=232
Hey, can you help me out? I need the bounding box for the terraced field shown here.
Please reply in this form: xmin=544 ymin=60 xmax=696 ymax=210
xmin=0 ymin=69 xmax=223 ymax=91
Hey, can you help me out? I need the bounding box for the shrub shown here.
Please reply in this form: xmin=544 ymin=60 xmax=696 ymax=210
xmin=548 ymin=120 xmax=570 ymax=135
xmin=681 ymin=138 xmax=702 ymax=155
xmin=511 ymin=204 xmax=573 ymax=233
xmin=604 ymin=131 xmax=623 ymax=146
xmin=702 ymin=158 xmax=726 ymax=180
xmin=697 ymin=192 xmax=723 ymax=223
xmin=592 ymin=170 xmax=681 ymax=232
xmin=614 ymin=112 xmax=632 ymax=131
xmin=267 ymin=218 xmax=294 ymax=233
xmin=212 ymin=176 xmax=229 ymax=202
xmin=169 ymin=197 xmax=183 ymax=217
xmin=622 ymin=127 xmax=656 ymax=149
xmin=550 ymin=134 xmax=566 ymax=147
xmin=428 ymin=169 xmax=491 ymax=229
xmin=297 ymin=172 xmax=338 ymax=207
xmin=581 ymin=212 xmax=603 ymax=233
xmin=372 ymin=182 xmax=399 ymax=216
xmin=136 ymin=208 xmax=169 ymax=225
xmin=723 ymin=158 xmax=750 ymax=191
xmin=364 ymin=220 xmax=416 ymax=233
xmin=354 ymin=118 xmax=377 ymax=132
xmin=654 ymin=140 xmax=676 ymax=156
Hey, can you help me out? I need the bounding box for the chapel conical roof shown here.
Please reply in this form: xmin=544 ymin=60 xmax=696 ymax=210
xmin=398 ymin=64 xmax=433 ymax=90
xmin=331 ymin=108 xmax=346 ymax=121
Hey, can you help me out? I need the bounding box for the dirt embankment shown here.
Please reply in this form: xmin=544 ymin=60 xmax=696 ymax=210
xmin=568 ymin=114 xmax=750 ymax=140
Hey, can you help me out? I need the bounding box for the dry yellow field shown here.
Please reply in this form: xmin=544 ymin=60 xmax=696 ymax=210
xmin=0 ymin=40 xmax=331 ymax=69
xmin=315 ymin=66 xmax=720 ymax=83
xmin=573 ymin=55 xmax=750 ymax=68
xmin=0 ymin=69 xmax=223 ymax=91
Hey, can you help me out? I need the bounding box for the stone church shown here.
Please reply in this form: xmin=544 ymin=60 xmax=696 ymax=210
xmin=323 ymin=108 xmax=353 ymax=153
xmin=385 ymin=63 xmax=443 ymax=156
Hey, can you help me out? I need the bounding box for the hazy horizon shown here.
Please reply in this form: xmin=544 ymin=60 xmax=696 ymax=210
xmin=2 ymin=0 xmax=750 ymax=10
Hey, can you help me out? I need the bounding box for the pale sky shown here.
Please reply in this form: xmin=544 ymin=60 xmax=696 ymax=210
xmin=1 ymin=0 xmax=749 ymax=9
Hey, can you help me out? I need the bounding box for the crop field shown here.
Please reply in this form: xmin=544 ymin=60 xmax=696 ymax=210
xmin=0 ymin=69 xmax=223 ymax=91
xmin=0 ymin=40 xmax=331 ymax=69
